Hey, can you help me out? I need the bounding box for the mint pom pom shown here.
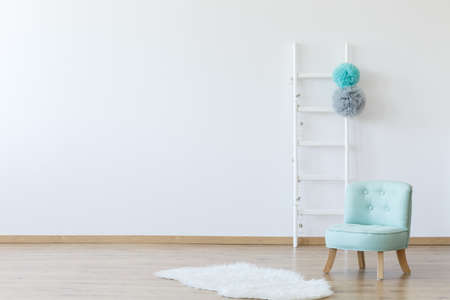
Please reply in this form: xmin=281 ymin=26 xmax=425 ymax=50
xmin=332 ymin=63 xmax=360 ymax=88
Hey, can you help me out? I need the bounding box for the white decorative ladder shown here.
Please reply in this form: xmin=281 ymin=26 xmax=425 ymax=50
xmin=292 ymin=42 xmax=350 ymax=248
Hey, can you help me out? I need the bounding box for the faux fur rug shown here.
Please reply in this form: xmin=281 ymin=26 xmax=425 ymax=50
xmin=155 ymin=263 xmax=333 ymax=300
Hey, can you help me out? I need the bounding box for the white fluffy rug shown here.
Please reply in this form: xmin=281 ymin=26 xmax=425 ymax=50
xmin=155 ymin=263 xmax=333 ymax=300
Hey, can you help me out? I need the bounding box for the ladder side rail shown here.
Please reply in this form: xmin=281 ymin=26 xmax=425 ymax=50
xmin=292 ymin=43 xmax=299 ymax=248
xmin=344 ymin=42 xmax=350 ymax=194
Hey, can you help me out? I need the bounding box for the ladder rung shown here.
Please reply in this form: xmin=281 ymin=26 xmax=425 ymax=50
xmin=297 ymin=175 xmax=345 ymax=182
xmin=297 ymin=141 xmax=344 ymax=147
xmin=300 ymin=209 xmax=344 ymax=216
xmin=298 ymin=106 xmax=333 ymax=113
xmin=298 ymin=73 xmax=332 ymax=79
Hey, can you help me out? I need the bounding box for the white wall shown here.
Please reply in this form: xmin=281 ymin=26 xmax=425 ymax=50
xmin=0 ymin=0 xmax=449 ymax=236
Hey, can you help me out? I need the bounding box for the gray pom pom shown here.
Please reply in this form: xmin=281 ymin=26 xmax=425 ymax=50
xmin=332 ymin=86 xmax=366 ymax=117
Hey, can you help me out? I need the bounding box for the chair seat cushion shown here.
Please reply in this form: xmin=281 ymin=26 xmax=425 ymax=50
xmin=325 ymin=223 xmax=409 ymax=251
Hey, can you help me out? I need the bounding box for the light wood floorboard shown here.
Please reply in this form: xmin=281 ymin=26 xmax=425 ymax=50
xmin=0 ymin=244 xmax=448 ymax=299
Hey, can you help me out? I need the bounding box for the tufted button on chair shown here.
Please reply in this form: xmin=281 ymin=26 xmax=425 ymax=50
xmin=323 ymin=181 xmax=412 ymax=280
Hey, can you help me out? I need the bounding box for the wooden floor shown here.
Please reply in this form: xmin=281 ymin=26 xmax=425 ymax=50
xmin=0 ymin=244 xmax=448 ymax=299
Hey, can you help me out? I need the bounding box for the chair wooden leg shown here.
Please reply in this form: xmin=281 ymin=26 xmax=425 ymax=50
xmin=357 ymin=251 xmax=365 ymax=270
xmin=396 ymin=249 xmax=411 ymax=274
xmin=377 ymin=251 xmax=384 ymax=280
xmin=323 ymin=248 xmax=337 ymax=274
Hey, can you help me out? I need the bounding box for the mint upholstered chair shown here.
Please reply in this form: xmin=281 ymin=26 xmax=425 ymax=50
xmin=323 ymin=181 xmax=412 ymax=280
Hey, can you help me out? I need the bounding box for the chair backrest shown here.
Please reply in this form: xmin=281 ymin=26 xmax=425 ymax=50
xmin=344 ymin=181 xmax=412 ymax=230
